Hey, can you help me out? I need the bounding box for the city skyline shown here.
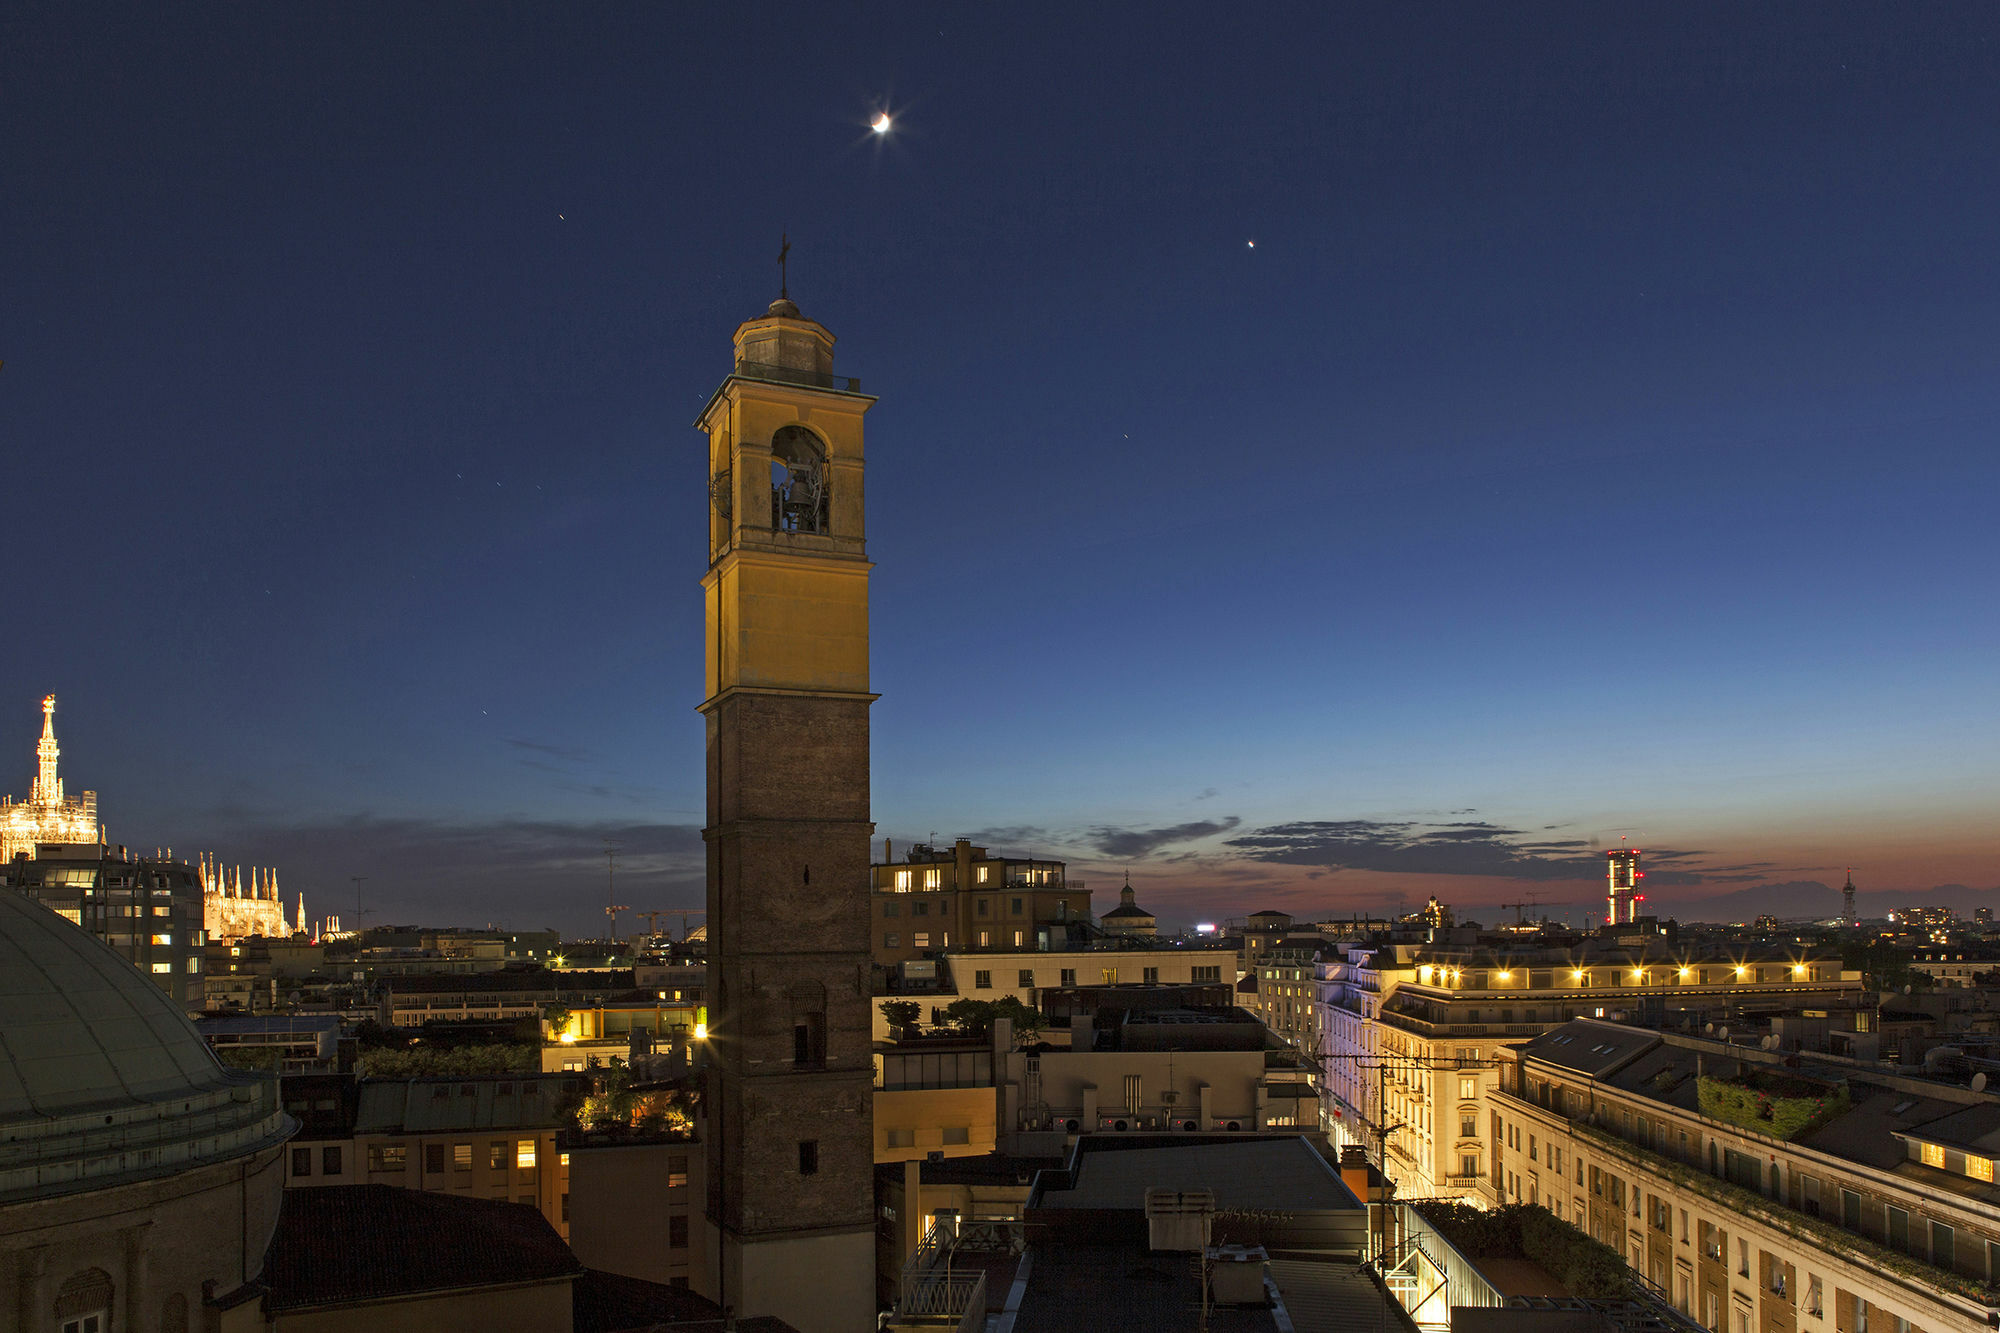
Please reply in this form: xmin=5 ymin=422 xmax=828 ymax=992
xmin=6 ymin=7 xmax=1997 ymax=935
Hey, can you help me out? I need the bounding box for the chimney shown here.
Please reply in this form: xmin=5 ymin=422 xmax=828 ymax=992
xmin=1339 ymin=1144 xmax=1371 ymax=1200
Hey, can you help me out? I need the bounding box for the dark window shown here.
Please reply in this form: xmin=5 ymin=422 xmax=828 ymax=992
xmin=799 ymin=1140 xmax=819 ymax=1175
xmin=670 ymin=1214 xmax=690 ymax=1248
xmin=290 ymin=1147 xmax=311 ymax=1177
xmin=1011 ymin=897 xmax=1023 ymax=915
xmin=794 ymin=1013 xmax=825 ymax=1068
xmin=561 ymin=1193 xmax=571 ymax=1223
xmin=1842 ymin=1188 xmax=1862 ymax=1230
xmin=1060 ymin=969 xmax=1076 ymax=986
xmin=1019 ymin=969 xmax=1034 ymax=987
xmin=1887 ymin=1207 xmax=1909 ymax=1252
xmin=490 ymin=1141 xmax=507 ymax=1170
xmin=974 ymin=970 xmax=992 ymax=990
xmin=425 ymin=1143 xmax=446 ymax=1174
xmin=321 ymin=1145 xmax=342 ymax=1175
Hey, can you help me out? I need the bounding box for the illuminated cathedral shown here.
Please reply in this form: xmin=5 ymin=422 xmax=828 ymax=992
xmin=3 ymin=696 xmax=299 ymax=940
xmin=0 ymin=696 xmax=99 ymax=861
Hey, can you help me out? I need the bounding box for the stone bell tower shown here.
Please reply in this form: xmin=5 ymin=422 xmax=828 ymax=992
xmin=693 ymin=296 xmax=876 ymax=1333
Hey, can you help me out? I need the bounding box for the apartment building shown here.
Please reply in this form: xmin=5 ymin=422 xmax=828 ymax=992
xmin=872 ymin=1004 xmax=1321 ymax=1162
xmin=1318 ymin=939 xmax=1861 ymax=1200
xmin=872 ymin=839 xmax=1094 ymax=968
xmin=1492 ymin=1019 xmax=2000 ymax=1333
xmin=281 ymin=1071 xmax=586 ymax=1241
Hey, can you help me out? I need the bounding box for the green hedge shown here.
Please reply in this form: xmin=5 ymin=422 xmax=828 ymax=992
xmin=1697 ymin=1075 xmax=1848 ymax=1140
xmin=1410 ymin=1202 xmax=1630 ymax=1299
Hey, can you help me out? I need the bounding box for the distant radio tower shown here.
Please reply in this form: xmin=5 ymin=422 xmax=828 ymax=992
xmin=1843 ymin=867 xmax=1857 ymax=927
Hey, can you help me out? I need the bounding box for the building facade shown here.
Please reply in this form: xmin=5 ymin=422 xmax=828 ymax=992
xmin=4 ymin=844 xmax=208 ymax=1010
xmin=695 ymin=295 xmax=877 ymax=1333
xmin=871 ymin=839 xmax=1091 ymax=968
xmin=1318 ymin=939 xmax=1861 ymax=1201
xmin=1491 ymin=1019 xmax=2000 ymax=1333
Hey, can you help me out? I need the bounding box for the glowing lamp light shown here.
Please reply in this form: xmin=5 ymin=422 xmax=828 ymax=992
xmin=694 ymin=1021 xmax=708 ymax=1041
xmin=1497 ymin=970 xmax=1512 ymax=981
xmin=559 ymin=1030 xmax=578 ymax=1045
xmin=1678 ymin=967 xmax=1691 ymax=978
xmin=1734 ymin=966 xmax=1747 ymax=977
xmin=1793 ymin=964 xmax=1808 ymax=976
xmin=1572 ymin=969 xmax=1585 ymax=982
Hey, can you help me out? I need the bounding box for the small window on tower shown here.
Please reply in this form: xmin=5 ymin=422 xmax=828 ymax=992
xmin=799 ymin=1140 xmax=819 ymax=1175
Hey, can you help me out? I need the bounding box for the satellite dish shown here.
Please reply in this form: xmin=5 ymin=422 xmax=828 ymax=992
xmin=1974 ymin=1073 xmax=1988 ymax=1093
xmin=1717 ymin=1026 xmax=1730 ymax=1040
xmin=1904 ymin=985 xmax=1913 ymax=995
xmin=1704 ymin=1023 xmax=1714 ymax=1035
xmin=1761 ymin=1036 xmax=1777 ymax=1050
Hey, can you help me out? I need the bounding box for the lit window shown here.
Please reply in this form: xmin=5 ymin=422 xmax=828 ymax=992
xmin=912 ymin=931 xmax=929 ymax=948
xmin=151 ymin=933 xmax=173 ymax=946
xmin=454 ymin=1143 xmax=472 ymax=1171
xmin=517 ymin=1139 xmax=537 ymax=1169
xmin=185 ymin=956 xmax=201 ymax=973
xmin=151 ymin=962 xmax=172 ymax=974
xmin=924 ymin=868 xmax=941 ymax=889
xmin=1921 ymin=1142 xmax=1945 ymax=1169
xmin=1970 ymin=1156 xmax=1994 ymax=1182
xmin=976 ymin=866 xmax=989 ymax=883
xmin=894 ymin=870 xmax=911 ymax=891
xmin=559 ymin=1152 xmax=570 ymax=1167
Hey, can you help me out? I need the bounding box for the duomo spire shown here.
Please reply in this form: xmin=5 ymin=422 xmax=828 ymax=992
xmin=33 ymin=694 xmax=61 ymax=804
xmin=2 ymin=695 xmax=99 ymax=860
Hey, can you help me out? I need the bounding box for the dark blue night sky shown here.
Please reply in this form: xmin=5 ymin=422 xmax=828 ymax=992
xmin=6 ymin=4 xmax=1997 ymax=933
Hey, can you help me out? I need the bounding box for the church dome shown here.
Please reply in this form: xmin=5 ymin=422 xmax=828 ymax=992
xmin=0 ymin=890 xmax=289 ymax=1199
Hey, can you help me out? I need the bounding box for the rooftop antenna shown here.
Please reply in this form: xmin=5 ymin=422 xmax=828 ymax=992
xmin=778 ymin=233 xmax=790 ymax=300
xmin=349 ymin=876 xmax=370 ymax=935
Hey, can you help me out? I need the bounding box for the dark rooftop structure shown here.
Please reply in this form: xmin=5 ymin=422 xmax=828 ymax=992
xmin=261 ymin=1185 xmax=581 ymax=1312
xmin=997 ymin=1135 xmax=1394 ymax=1332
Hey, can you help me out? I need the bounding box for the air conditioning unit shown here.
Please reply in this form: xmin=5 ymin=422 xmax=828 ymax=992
xmin=1211 ymin=1119 xmax=1243 ymax=1132
xmin=1175 ymin=1119 xmax=1200 ymax=1132
xmin=1063 ymin=1118 xmax=1080 ymax=1133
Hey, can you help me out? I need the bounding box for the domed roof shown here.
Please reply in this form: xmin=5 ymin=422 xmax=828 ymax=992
xmin=0 ymin=890 xmax=233 ymax=1120
xmin=0 ymin=890 xmax=289 ymax=1205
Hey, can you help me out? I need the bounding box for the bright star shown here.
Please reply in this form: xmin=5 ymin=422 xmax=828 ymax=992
xmin=871 ymin=112 xmax=892 ymax=134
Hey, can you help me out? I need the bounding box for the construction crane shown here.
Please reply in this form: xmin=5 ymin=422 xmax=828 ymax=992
xmin=1496 ymin=893 xmax=1542 ymax=927
xmin=603 ymin=844 xmax=627 ymax=940
xmin=636 ymin=910 xmax=668 ymax=940
xmin=675 ymin=908 xmax=707 ymax=941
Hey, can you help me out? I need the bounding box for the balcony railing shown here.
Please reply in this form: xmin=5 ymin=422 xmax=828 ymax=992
xmin=733 ymin=360 xmax=863 ymax=393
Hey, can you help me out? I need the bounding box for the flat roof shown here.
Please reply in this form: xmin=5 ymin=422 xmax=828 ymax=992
xmin=1035 ymin=1137 xmax=1360 ymax=1214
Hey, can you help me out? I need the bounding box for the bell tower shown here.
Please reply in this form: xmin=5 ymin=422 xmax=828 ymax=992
xmin=694 ymin=296 xmax=876 ymax=1333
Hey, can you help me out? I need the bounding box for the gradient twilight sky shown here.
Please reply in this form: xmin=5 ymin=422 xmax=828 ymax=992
xmin=5 ymin=5 xmax=1998 ymax=936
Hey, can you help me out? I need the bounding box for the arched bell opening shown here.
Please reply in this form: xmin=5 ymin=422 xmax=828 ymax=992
xmin=770 ymin=425 xmax=829 ymax=533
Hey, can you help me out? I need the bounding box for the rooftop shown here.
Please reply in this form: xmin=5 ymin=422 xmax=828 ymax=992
xmin=1033 ymin=1137 xmax=1360 ymax=1214
xmin=261 ymin=1185 xmax=580 ymax=1311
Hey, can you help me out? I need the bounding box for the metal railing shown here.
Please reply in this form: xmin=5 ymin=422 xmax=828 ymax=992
xmin=733 ymin=360 xmax=862 ymax=393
